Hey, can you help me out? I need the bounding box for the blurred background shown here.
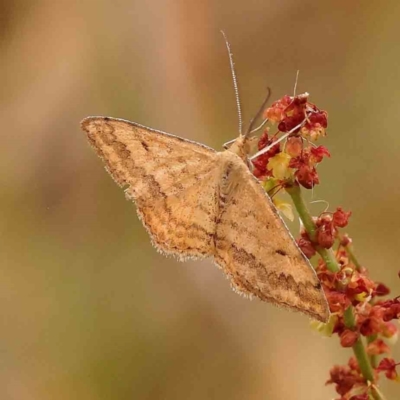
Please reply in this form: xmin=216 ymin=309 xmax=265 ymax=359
xmin=1 ymin=0 xmax=399 ymax=399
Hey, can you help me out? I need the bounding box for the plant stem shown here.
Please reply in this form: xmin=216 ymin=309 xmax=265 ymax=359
xmin=338 ymin=233 xmax=363 ymax=271
xmin=285 ymin=184 xmax=340 ymax=273
xmin=371 ymin=385 xmax=388 ymax=400
xmin=367 ymin=334 xmax=378 ymax=368
xmin=316 ymin=246 xmax=340 ymax=273
xmin=344 ymin=307 xmax=384 ymax=400
xmin=353 ymin=338 xmax=374 ymax=381
xmin=345 ymin=243 xmax=362 ymax=271
xmin=286 ymin=183 xmax=385 ymax=400
xmin=286 ymin=184 xmax=316 ymax=240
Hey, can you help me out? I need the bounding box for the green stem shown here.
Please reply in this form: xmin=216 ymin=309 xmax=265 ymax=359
xmin=317 ymin=247 xmax=340 ymax=273
xmin=353 ymin=338 xmax=374 ymax=382
xmin=286 ymin=183 xmax=384 ymax=400
xmin=286 ymin=184 xmax=340 ymax=273
xmin=286 ymin=184 xmax=317 ymax=240
xmin=345 ymin=243 xmax=362 ymax=271
xmin=344 ymin=307 xmax=384 ymax=400
xmin=370 ymin=385 xmax=388 ymax=400
xmin=338 ymin=233 xmax=362 ymax=271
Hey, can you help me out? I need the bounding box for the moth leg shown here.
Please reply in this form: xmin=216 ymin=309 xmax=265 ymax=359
xmin=222 ymin=138 xmax=236 ymax=150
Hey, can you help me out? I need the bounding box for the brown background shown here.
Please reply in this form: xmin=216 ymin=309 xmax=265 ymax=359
xmin=1 ymin=1 xmax=399 ymax=399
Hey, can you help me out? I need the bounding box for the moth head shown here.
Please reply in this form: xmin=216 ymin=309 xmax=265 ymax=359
xmin=225 ymin=135 xmax=258 ymax=162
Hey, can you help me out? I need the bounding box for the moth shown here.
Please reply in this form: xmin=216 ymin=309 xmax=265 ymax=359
xmin=81 ymin=115 xmax=329 ymax=322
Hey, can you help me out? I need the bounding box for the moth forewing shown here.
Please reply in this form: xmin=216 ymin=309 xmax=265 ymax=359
xmin=81 ymin=116 xmax=329 ymax=322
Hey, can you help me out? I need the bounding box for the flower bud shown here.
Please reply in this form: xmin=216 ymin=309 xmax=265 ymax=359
xmin=340 ymin=329 xmax=359 ymax=347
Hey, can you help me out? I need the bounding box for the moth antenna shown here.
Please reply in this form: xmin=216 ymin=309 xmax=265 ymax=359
xmin=293 ymin=70 xmax=300 ymax=96
xmin=224 ymin=87 xmax=271 ymax=148
xmin=221 ymin=30 xmax=243 ymax=136
xmin=246 ymin=87 xmax=271 ymax=137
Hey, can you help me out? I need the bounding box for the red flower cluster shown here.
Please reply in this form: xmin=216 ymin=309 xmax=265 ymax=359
xmin=297 ymin=208 xmax=352 ymax=256
xmin=379 ymin=297 xmax=400 ymax=321
xmin=315 ymin=229 xmax=399 ymax=397
xmin=377 ymin=358 xmax=400 ymax=380
xmin=252 ymin=130 xmax=281 ymax=179
xmin=326 ymin=358 xmax=367 ymax=398
xmin=252 ymin=94 xmax=330 ymax=188
xmin=264 ymin=92 xmax=328 ymax=140
xmin=307 ymin=230 xmax=399 ymax=399
xmin=252 ymin=93 xmax=399 ymax=399
xmin=289 ymin=145 xmax=331 ymax=188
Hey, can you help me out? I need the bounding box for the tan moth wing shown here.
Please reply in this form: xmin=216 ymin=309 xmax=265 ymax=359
xmin=214 ymin=151 xmax=329 ymax=322
xmin=81 ymin=117 xmax=220 ymax=259
xmin=81 ymin=116 xmax=329 ymax=322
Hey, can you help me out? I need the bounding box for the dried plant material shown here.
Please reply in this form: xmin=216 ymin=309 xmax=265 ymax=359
xmin=81 ymin=116 xmax=329 ymax=322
